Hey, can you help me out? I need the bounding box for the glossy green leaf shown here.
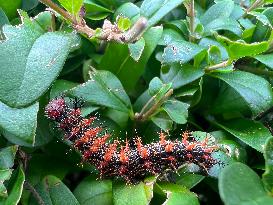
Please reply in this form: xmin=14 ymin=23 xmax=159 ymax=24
xmin=161 ymin=64 xmax=204 ymax=89
xmin=151 ymin=112 xmax=173 ymax=131
xmin=200 ymin=0 xmax=234 ymax=25
xmin=262 ymin=137 xmax=273 ymax=193
xmin=140 ymin=0 xmax=184 ymax=27
xmin=214 ymin=118 xmax=272 ymax=152
xmin=30 ymin=175 xmax=80 ymax=205
xmin=114 ymin=3 xmax=140 ymax=20
xmin=210 ymin=71 xmax=273 ymax=116
xmin=148 ymin=77 xmax=172 ymax=100
xmin=84 ymin=0 xmax=112 ymax=20
xmin=0 ymin=169 xmax=12 ymax=197
xmin=0 ymin=146 xmax=17 ymax=169
xmin=68 ymin=70 xmax=132 ymax=113
xmin=162 ymin=100 xmax=189 ymax=124
xmin=99 ymin=26 xmax=163 ymax=91
xmin=113 ymin=177 xmax=155 ymax=205
xmin=57 ymin=0 xmax=83 ymax=17
xmin=0 ymin=0 xmax=21 ymax=19
xmin=159 ymin=183 xmax=199 ymax=205
xmin=128 ymin=37 xmax=145 ymax=61
xmin=255 ymin=53 xmax=273 ymax=69
xmin=74 ymin=176 xmax=112 ymax=205
xmin=22 ymin=0 xmax=39 ymax=11
xmin=0 ymin=13 xmax=74 ymax=108
xmin=0 ymin=8 xmax=9 ymax=28
xmin=219 ymin=162 xmax=273 ymax=205
xmin=0 ymin=102 xmax=39 ymax=146
xmin=216 ymin=35 xmax=269 ymax=60
xmin=204 ymin=18 xmax=242 ymax=36
xmin=5 ymin=166 xmax=25 ymax=205
xmin=162 ymin=40 xmax=204 ymax=64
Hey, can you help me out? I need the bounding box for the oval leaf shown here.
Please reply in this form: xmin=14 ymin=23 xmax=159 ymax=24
xmin=219 ymin=162 xmax=273 ymax=205
xmin=210 ymin=71 xmax=273 ymax=116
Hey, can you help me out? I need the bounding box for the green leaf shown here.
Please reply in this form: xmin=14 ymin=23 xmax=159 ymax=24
xmin=255 ymin=53 xmax=273 ymax=69
xmin=114 ymin=3 xmax=140 ymax=20
xmin=204 ymin=18 xmax=242 ymax=36
xmin=200 ymin=0 xmax=234 ymax=25
xmin=26 ymin=154 xmax=72 ymax=186
xmin=84 ymin=0 xmax=112 ymax=20
xmin=0 ymin=8 xmax=9 ymax=28
xmin=50 ymin=79 xmax=79 ymax=99
xmin=74 ymin=176 xmax=112 ymax=205
xmin=148 ymin=77 xmax=172 ymax=100
xmin=159 ymin=183 xmax=199 ymax=205
xmin=151 ymin=112 xmax=173 ymax=131
xmin=30 ymin=175 xmax=80 ymax=205
xmin=262 ymin=137 xmax=273 ymax=193
xmin=210 ymin=71 xmax=273 ymax=116
xmin=213 ymin=118 xmax=272 ymax=152
xmin=22 ymin=0 xmax=39 ymax=11
xmin=0 ymin=13 xmax=74 ymax=108
xmin=0 ymin=0 xmax=21 ymax=19
xmin=216 ymin=35 xmax=269 ymax=60
xmin=128 ymin=37 xmax=145 ymax=61
xmin=162 ymin=100 xmax=189 ymax=124
xmin=57 ymin=0 xmax=83 ymax=17
xmin=0 ymin=169 xmax=12 ymax=198
xmin=219 ymin=162 xmax=273 ymax=205
xmin=99 ymin=26 xmax=163 ymax=91
xmin=113 ymin=177 xmax=155 ymax=205
xmin=0 ymin=102 xmax=39 ymax=146
xmin=5 ymin=166 xmax=25 ymax=205
xmin=164 ymin=192 xmax=199 ymax=205
xmin=0 ymin=146 xmax=17 ymax=169
xmin=141 ymin=0 xmax=185 ymax=28
xmin=161 ymin=64 xmax=204 ymax=89
xmin=162 ymin=40 xmax=204 ymax=64
xmin=117 ymin=16 xmax=131 ymax=32
xmin=68 ymin=70 xmax=132 ymax=113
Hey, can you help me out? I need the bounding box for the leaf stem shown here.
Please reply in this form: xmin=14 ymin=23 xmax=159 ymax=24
xmin=188 ymin=0 xmax=195 ymax=42
xmin=135 ymin=89 xmax=173 ymax=121
xmin=205 ymin=60 xmax=231 ymax=72
xmin=24 ymin=181 xmax=45 ymax=205
xmin=242 ymin=0 xmax=264 ymax=18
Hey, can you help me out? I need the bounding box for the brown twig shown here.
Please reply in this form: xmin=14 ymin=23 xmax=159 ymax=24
xmin=38 ymin=0 xmax=147 ymax=43
xmin=205 ymin=60 xmax=231 ymax=72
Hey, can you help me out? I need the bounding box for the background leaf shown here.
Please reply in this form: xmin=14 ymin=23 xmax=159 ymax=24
xmin=210 ymin=71 xmax=273 ymax=116
xmin=0 ymin=102 xmax=38 ymax=146
xmin=68 ymin=70 xmax=132 ymax=113
xmin=219 ymin=162 xmax=273 ymax=205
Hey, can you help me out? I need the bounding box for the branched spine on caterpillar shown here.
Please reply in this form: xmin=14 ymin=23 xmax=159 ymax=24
xmin=45 ymin=98 xmax=221 ymax=184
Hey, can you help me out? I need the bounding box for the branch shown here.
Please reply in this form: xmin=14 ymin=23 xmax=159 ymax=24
xmin=24 ymin=181 xmax=45 ymax=205
xmin=39 ymin=0 xmax=147 ymax=43
xmin=205 ymin=60 xmax=231 ymax=72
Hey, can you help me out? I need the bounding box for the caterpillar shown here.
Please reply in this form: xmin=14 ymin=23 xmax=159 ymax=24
xmin=45 ymin=98 xmax=220 ymax=184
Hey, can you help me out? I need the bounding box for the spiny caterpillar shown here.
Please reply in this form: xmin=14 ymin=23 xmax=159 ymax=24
xmin=45 ymin=98 xmax=220 ymax=184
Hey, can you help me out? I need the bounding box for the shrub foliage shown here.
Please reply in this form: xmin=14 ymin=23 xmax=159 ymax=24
xmin=0 ymin=0 xmax=273 ymax=204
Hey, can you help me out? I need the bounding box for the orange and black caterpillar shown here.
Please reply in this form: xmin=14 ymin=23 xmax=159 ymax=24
xmin=45 ymin=98 xmax=220 ymax=184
